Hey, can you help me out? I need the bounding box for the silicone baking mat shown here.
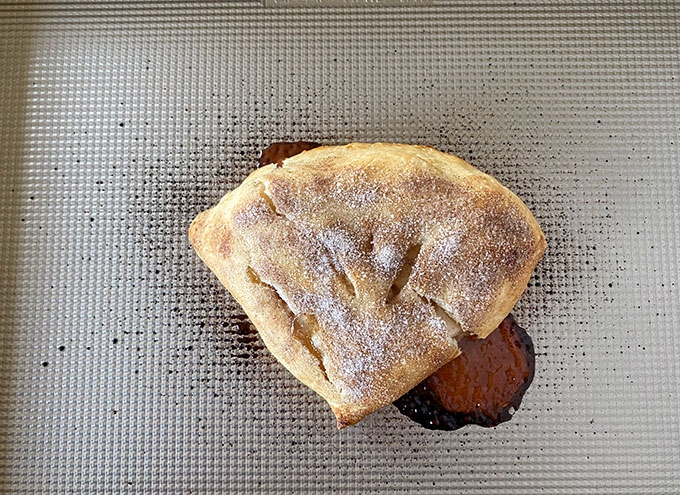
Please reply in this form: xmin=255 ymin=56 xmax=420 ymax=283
xmin=1 ymin=1 xmax=678 ymax=492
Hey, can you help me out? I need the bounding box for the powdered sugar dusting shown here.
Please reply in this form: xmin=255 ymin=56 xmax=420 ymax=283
xmin=375 ymin=244 xmax=400 ymax=276
xmin=230 ymin=146 xmax=542 ymax=406
xmin=330 ymin=168 xmax=381 ymax=209
xmin=232 ymin=198 xmax=272 ymax=229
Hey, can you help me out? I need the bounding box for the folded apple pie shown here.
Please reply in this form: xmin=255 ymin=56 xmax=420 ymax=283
xmin=189 ymin=143 xmax=545 ymax=428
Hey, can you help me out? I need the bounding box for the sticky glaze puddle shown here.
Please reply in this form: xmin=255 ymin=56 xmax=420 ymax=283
xmin=394 ymin=314 xmax=534 ymax=431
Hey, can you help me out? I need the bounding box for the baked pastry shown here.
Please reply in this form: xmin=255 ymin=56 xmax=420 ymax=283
xmin=189 ymin=143 xmax=545 ymax=428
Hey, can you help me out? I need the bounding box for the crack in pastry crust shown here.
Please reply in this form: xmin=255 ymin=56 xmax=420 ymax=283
xmin=247 ymin=266 xmax=330 ymax=383
xmin=189 ymin=143 xmax=546 ymax=427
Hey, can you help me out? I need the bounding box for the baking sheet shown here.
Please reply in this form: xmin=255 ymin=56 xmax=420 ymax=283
xmin=1 ymin=1 xmax=678 ymax=492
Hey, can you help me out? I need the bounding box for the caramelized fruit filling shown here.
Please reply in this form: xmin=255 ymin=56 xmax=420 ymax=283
xmin=259 ymin=141 xmax=321 ymax=167
xmin=394 ymin=314 xmax=535 ymax=431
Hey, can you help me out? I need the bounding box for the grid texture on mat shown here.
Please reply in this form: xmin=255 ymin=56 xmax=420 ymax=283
xmin=0 ymin=1 xmax=679 ymax=493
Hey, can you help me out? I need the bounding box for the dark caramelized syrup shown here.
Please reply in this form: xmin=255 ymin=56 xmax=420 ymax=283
xmin=394 ymin=314 xmax=535 ymax=431
xmin=259 ymin=141 xmax=321 ymax=167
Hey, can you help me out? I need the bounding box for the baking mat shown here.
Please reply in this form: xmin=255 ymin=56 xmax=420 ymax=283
xmin=0 ymin=1 xmax=678 ymax=493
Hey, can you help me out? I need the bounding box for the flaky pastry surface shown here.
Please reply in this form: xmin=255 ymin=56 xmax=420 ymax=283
xmin=189 ymin=143 xmax=546 ymax=427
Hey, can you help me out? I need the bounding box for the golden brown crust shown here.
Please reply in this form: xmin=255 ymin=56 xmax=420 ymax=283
xmin=189 ymin=143 xmax=546 ymax=427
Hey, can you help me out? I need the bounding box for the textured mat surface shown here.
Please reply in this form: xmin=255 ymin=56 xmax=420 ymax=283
xmin=0 ymin=1 xmax=679 ymax=492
